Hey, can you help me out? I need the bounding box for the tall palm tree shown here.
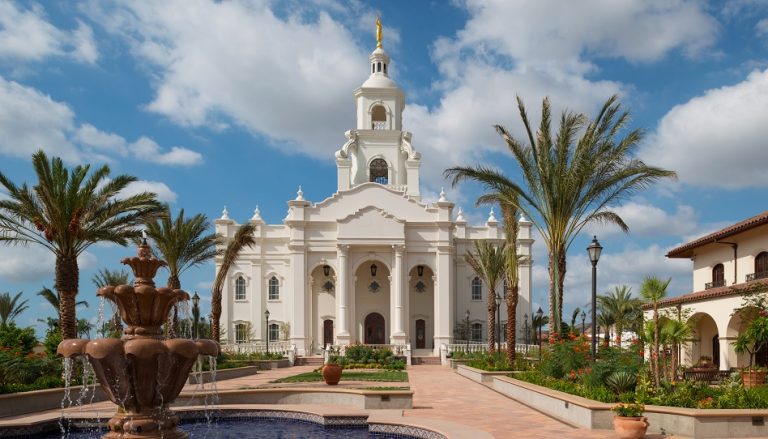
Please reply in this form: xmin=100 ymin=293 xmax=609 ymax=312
xmin=0 ymin=292 xmax=28 ymax=326
xmin=211 ymin=222 xmax=256 ymax=342
xmin=145 ymin=205 xmax=220 ymax=336
xmin=532 ymin=313 xmax=549 ymax=345
xmin=0 ymin=150 xmax=162 ymax=338
xmin=598 ymin=311 xmax=615 ymax=345
xmin=446 ymin=95 xmax=676 ymax=336
xmin=598 ymin=285 xmax=642 ymax=346
xmin=662 ymin=318 xmax=692 ymax=381
xmin=465 ymin=240 xmax=507 ymax=353
xmin=640 ymin=276 xmax=671 ymax=388
xmin=37 ymin=286 xmax=89 ymax=330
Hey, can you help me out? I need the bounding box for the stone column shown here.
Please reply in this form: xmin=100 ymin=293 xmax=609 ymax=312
xmin=391 ymin=245 xmax=407 ymax=344
xmin=434 ymin=247 xmax=453 ymax=354
xmin=719 ymin=336 xmax=736 ymax=370
xmin=336 ymin=245 xmax=350 ymax=344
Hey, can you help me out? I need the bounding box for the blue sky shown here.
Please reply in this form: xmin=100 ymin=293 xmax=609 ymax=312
xmin=1 ymin=0 xmax=767 ymax=335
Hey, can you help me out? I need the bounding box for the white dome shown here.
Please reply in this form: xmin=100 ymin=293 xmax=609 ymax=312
xmin=361 ymin=74 xmax=398 ymax=88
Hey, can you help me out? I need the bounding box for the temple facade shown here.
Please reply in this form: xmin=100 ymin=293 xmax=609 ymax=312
xmin=214 ymin=32 xmax=533 ymax=356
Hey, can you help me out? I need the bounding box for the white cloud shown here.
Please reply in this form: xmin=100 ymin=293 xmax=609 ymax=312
xmin=757 ymin=18 xmax=768 ymax=36
xmin=90 ymin=1 xmax=370 ymax=159
xmin=0 ymin=75 xmax=202 ymax=166
xmin=121 ymin=180 xmax=178 ymax=203
xmin=641 ymin=68 xmax=768 ymax=189
xmin=586 ymin=202 xmax=699 ymax=238
xmin=196 ymin=280 xmax=213 ymax=291
xmin=0 ymin=2 xmax=98 ymax=64
xmin=0 ymin=245 xmax=96 ymax=282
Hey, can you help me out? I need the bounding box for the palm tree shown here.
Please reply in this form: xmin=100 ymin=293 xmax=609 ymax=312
xmin=662 ymin=318 xmax=692 ymax=381
xmin=0 ymin=150 xmax=162 ymax=338
xmin=532 ymin=313 xmax=549 ymax=345
xmin=446 ymin=95 xmax=676 ymax=336
xmin=598 ymin=285 xmax=642 ymax=346
xmin=211 ymin=222 xmax=256 ymax=342
xmin=145 ymin=205 xmax=219 ymax=336
xmin=37 ymin=286 xmax=89 ymax=331
xmin=640 ymin=276 xmax=671 ymax=388
xmin=465 ymin=240 xmax=507 ymax=353
xmin=570 ymin=307 xmax=582 ymax=334
xmin=597 ymin=311 xmax=615 ymax=346
xmin=0 ymin=292 xmax=28 ymax=326
xmin=91 ymin=269 xmax=130 ymax=337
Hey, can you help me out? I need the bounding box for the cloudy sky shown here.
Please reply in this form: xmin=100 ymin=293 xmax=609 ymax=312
xmin=1 ymin=0 xmax=767 ymax=335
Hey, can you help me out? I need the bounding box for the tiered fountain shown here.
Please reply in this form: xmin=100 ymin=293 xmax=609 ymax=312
xmin=58 ymin=239 xmax=219 ymax=439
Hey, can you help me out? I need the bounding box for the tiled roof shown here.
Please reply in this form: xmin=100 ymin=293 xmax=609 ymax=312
xmin=641 ymin=279 xmax=768 ymax=310
xmin=667 ymin=210 xmax=768 ymax=258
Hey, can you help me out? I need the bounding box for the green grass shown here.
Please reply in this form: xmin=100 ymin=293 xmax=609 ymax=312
xmin=363 ymin=386 xmax=410 ymax=391
xmin=273 ymin=369 xmax=408 ymax=383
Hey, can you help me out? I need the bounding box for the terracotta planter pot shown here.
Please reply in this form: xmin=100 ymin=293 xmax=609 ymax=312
xmin=613 ymin=416 xmax=649 ymax=439
xmin=741 ymin=370 xmax=767 ymax=388
xmin=322 ymin=363 xmax=342 ymax=385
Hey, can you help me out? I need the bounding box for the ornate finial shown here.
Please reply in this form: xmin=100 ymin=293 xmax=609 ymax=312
xmin=519 ymin=213 xmax=528 ymax=223
xmin=221 ymin=206 xmax=229 ymax=220
xmin=376 ymin=16 xmax=383 ymax=48
xmin=438 ymin=187 xmax=447 ymax=202
xmin=251 ymin=205 xmax=262 ymax=221
xmin=456 ymin=207 xmax=466 ymax=222
xmin=141 ymin=229 xmax=148 ymax=244
xmin=488 ymin=207 xmax=497 ymax=223
xmin=296 ymin=185 xmax=304 ymax=201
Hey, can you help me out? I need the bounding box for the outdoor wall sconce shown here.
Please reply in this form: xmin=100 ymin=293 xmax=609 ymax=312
xmin=370 ymin=263 xmax=378 ymax=277
xmin=417 ymin=265 xmax=424 ymax=277
xmin=323 ymin=265 xmax=331 ymax=277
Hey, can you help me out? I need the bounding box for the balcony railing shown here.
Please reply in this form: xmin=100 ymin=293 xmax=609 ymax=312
xmin=705 ymin=279 xmax=726 ymax=290
xmin=746 ymin=271 xmax=768 ymax=282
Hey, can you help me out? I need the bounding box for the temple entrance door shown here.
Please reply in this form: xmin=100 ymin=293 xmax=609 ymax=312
xmin=364 ymin=313 xmax=386 ymax=344
xmin=415 ymin=319 xmax=426 ymax=349
xmin=323 ymin=319 xmax=334 ymax=348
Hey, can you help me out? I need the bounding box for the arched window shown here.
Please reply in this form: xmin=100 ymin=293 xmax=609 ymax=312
xmin=755 ymin=252 xmax=768 ymax=279
xmin=371 ymin=105 xmax=387 ymax=130
xmin=369 ymin=158 xmax=388 ymax=184
xmin=268 ymin=276 xmax=280 ymax=300
xmin=235 ymin=323 xmax=248 ymax=344
xmin=711 ymin=264 xmax=725 ymax=288
xmin=471 ymin=277 xmax=482 ymax=301
xmin=269 ymin=323 xmax=280 ymax=341
xmin=471 ymin=323 xmax=482 ymax=341
xmin=235 ymin=276 xmax=246 ymax=300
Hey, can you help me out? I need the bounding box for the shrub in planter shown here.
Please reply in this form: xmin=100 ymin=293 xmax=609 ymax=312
xmin=612 ymin=403 xmax=648 ymax=439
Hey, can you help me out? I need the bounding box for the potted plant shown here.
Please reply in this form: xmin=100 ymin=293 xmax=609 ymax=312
xmin=733 ymin=307 xmax=768 ymax=388
xmin=321 ymin=347 xmax=343 ymax=385
xmin=612 ymin=403 xmax=648 ymax=439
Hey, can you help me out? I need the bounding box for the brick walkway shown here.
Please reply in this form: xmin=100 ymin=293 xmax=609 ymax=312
xmin=404 ymin=365 xmax=616 ymax=439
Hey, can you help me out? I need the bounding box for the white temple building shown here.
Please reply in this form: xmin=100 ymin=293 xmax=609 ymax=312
xmin=214 ymin=31 xmax=533 ymax=357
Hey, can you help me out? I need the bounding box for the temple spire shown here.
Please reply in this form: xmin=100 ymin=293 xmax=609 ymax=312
xmin=376 ymin=16 xmax=383 ymax=48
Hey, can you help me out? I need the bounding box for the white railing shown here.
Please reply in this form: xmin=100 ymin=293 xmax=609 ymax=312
xmin=443 ymin=343 xmax=540 ymax=356
xmin=387 ymin=184 xmax=407 ymax=192
xmin=220 ymin=341 xmax=296 ymax=364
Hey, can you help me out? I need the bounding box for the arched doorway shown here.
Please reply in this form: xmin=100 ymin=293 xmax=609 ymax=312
xmin=364 ymin=312 xmax=385 ymax=344
xmin=323 ymin=319 xmax=334 ymax=348
xmin=415 ymin=319 xmax=426 ymax=348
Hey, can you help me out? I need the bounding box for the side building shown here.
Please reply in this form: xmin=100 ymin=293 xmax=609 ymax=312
xmin=213 ymin=34 xmax=534 ymax=357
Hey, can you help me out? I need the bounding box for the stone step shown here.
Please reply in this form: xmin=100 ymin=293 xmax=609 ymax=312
xmin=294 ymin=356 xmax=325 ymax=366
xmin=411 ymin=356 xmax=442 ymax=365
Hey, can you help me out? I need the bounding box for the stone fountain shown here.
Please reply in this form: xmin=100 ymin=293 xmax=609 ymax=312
xmin=58 ymin=240 xmax=219 ymax=439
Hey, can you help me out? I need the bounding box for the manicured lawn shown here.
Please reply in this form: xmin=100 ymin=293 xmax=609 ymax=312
xmin=273 ymin=369 xmax=408 ymax=383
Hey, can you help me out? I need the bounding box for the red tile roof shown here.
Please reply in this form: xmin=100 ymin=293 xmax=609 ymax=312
xmin=667 ymin=210 xmax=768 ymax=258
xmin=641 ymin=279 xmax=768 ymax=310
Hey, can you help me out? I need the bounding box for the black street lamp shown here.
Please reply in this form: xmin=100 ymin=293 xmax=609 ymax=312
xmin=264 ymin=309 xmax=270 ymax=355
xmin=495 ymin=293 xmax=502 ymax=357
xmin=587 ymin=236 xmax=603 ymax=359
xmin=523 ymin=313 xmax=530 ymax=356
xmin=464 ymin=309 xmax=470 ymax=351
xmin=191 ymin=292 xmax=200 ymax=340
xmin=536 ymin=307 xmax=543 ymax=362
xmin=580 ymin=310 xmax=586 ymax=336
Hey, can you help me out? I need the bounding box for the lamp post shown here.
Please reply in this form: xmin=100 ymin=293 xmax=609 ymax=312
xmin=495 ymin=293 xmax=502 ymax=358
xmin=536 ymin=307 xmax=543 ymax=362
xmin=587 ymin=236 xmax=603 ymax=359
xmin=464 ymin=309 xmax=470 ymax=351
xmin=523 ymin=313 xmax=530 ymax=356
xmin=580 ymin=310 xmax=586 ymax=336
xmin=264 ymin=309 xmax=270 ymax=355
xmin=191 ymin=292 xmax=200 ymax=340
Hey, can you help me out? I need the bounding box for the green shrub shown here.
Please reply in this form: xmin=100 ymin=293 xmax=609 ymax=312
xmin=0 ymin=323 xmax=37 ymax=355
xmin=605 ymin=371 xmax=637 ymax=394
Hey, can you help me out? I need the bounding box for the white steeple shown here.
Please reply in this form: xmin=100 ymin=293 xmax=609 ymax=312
xmin=334 ymin=18 xmax=421 ymax=200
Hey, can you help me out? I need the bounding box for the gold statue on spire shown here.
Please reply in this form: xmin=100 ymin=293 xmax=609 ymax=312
xmin=376 ymin=16 xmax=383 ymax=48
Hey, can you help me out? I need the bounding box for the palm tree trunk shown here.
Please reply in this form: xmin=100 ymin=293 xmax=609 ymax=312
xmin=167 ymin=274 xmax=181 ymax=337
xmin=488 ymin=288 xmax=496 ymax=353
xmin=55 ymin=255 xmax=79 ymax=339
xmin=211 ymin=287 xmax=222 ymax=342
xmin=548 ymin=252 xmax=557 ymax=342
xmin=653 ymin=307 xmax=660 ymax=388
xmin=672 ymin=342 xmax=679 ymax=381
xmin=506 ymin=285 xmax=518 ymax=363
xmin=557 ymin=251 xmax=566 ymax=330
